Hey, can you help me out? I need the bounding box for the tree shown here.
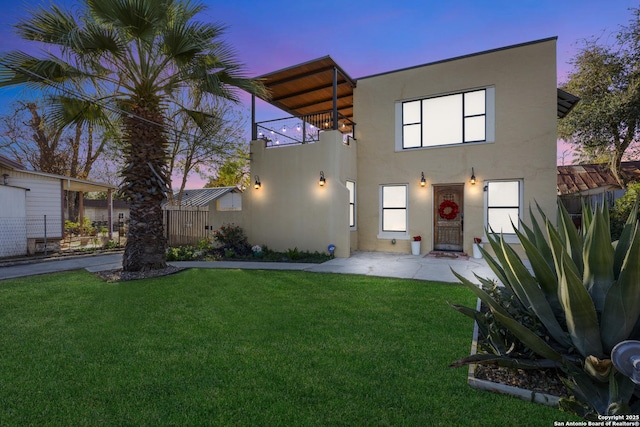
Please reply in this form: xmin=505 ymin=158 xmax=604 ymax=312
xmin=559 ymin=8 xmax=640 ymax=187
xmin=0 ymin=0 xmax=267 ymax=271
xmin=204 ymin=145 xmax=250 ymax=189
xmin=166 ymin=97 xmax=246 ymax=205
xmin=0 ymin=99 xmax=112 ymax=220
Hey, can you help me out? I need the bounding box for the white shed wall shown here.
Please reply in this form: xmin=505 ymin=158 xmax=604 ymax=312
xmin=0 ymin=186 xmax=28 ymax=257
xmin=1 ymin=169 xmax=63 ymax=238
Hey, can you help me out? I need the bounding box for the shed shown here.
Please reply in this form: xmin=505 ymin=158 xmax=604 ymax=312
xmin=162 ymin=187 xmax=243 ymax=246
xmin=0 ymin=155 xmax=117 ymax=256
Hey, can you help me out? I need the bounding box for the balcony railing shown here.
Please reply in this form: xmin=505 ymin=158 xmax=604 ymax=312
xmin=255 ymin=111 xmax=355 ymax=148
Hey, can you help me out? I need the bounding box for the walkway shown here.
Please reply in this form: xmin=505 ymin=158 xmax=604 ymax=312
xmin=0 ymin=251 xmax=498 ymax=283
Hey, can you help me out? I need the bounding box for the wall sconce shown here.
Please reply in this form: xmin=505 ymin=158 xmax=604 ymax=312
xmin=254 ymin=175 xmax=261 ymax=189
xmin=319 ymin=171 xmax=326 ymax=186
xmin=2 ymin=173 xmax=8 ymax=185
xmin=420 ymin=172 xmax=426 ymax=187
xmin=470 ymin=168 xmax=476 ymax=185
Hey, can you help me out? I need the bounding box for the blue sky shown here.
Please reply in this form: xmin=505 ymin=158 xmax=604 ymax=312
xmin=0 ymin=0 xmax=637 ymax=167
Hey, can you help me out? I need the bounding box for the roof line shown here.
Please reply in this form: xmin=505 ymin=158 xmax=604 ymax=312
xmin=256 ymin=55 xmax=356 ymax=87
xmin=356 ymin=36 xmax=559 ymax=81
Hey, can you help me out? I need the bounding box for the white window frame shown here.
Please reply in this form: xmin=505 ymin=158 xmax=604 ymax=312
xmin=484 ymin=179 xmax=523 ymax=243
xmin=378 ymin=184 xmax=409 ymax=239
xmin=395 ymin=86 xmax=495 ymax=151
xmin=346 ymin=180 xmax=356 ymax=229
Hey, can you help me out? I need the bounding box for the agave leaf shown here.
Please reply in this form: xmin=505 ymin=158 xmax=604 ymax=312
xmin=478 ymin=234 xmax=510 ymax=288
xmin=558 ymin=201 xmax=584 ymax=275
xmin=581 ymin=198 xmax=593 ymax=236
xmin=514 ymin=225 xmax=561 ymax=316
xmin=490 ymin=308 xmax=564 ymax=362
xmin=498 ymin=237 xmax=572 ymax=348
xmin=600 ymin=224 xmax=640 ymax=353
xmin=558 ymin=252 xmax=604 ymax=359
xmin=451 ymin=270 xmax=513 ymax=321
xmin=548 ymin=220 xmax=580 ymax=279
xmin=531 ymin=203 xmax=555 ymax=268
xmin=449 ymin=353 xmax=561 ymax=369
xmin=609 ymin=372 xmax=635 ymax=415
xmin=568 ymin=369 xmax=614 ymax=415
xmin=584 ymin=355 xmax=612 ymax=382
xmin=582 ymin=205 xmax=615 ymax=312
xmin=613 ymin=201 xmax=639 ymax=277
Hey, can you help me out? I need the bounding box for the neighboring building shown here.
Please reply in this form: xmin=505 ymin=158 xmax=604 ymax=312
xmin=162 ymin=187 xmax=243 ymax=245
xmin=0 ymin=155 xmax=116 ymax=256
xmin=209 ymin=37 xmax=577 ymax=258
xmin=83 ymin=199 xmax=131 ymax=228
xmin=558 ymin=161 xmax=640 ymax=216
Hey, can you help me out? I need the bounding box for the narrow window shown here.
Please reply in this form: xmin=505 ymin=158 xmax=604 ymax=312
xmin=346 ymin=180 xmax=356 ymax=228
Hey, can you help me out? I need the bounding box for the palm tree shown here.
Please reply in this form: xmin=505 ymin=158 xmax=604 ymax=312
xmin=0 ymin=0 xmax=267 ymax=271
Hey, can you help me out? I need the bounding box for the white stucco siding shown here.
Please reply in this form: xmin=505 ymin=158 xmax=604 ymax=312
xmin=0 ymin=186 xmax=28 ymax=257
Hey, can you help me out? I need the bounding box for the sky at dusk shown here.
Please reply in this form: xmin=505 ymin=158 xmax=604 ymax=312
xmin=0 ymin=0 xmax=638 ymax=185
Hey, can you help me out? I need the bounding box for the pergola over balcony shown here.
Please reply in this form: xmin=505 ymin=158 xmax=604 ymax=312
xmin=251 ymin=56 xmax=357 ymax=146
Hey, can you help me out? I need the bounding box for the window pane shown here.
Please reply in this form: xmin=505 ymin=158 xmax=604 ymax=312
xmin=403 ymin=101 xmax=421 ymax=124
xmin=383 ymin=186 xmax=406 ymax=208
xmin=423 ymin=94 xmax=462 ymax=146
xmin=346 ymin=181 xmax=355 ymax=203
xmin=464 ymin=90 xmax=485 ymax=116
xmin=464 ymin=116 xmax=485 ymax=142
xmin=488 ymin=208 xmax=519 ymax=234
xmin=403 ymin=124 xmax=421 ymax=148
xmin=349 ymin=206 xmax=355 ymax=227
xmin=383 ymin=209 xmax=406 ymax=231
xmin=488 ymin=181 xmax=519 ymax=207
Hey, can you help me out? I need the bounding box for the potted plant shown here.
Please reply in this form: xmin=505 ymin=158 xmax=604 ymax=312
xmin=472 ymin=237 xmax=483 ymax=259
xmin=411 ymin=235 xmax=422 ymax=255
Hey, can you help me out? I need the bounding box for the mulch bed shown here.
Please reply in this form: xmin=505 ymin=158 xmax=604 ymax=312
xmin=474 ymin=364 xmax=570 ymax=398
xmin=94 ymin=265 xmax=185 ymax=282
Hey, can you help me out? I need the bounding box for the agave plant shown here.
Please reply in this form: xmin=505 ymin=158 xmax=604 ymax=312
xmin=450 ymin=201 xmax=640 ymax=418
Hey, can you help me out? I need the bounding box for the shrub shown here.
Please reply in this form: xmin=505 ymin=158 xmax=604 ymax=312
xmin=166 ymin=246 xmax=205 ymax=261
xmin=212 ymin=224 xmax=251 ymax=256
xmin=451 ymin=201 xmax=640 ymax=418
xmin=611 ymin=182 xmax=640 ymax=240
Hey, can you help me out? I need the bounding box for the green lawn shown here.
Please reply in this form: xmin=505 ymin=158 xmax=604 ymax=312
xmin=0 ymin=269 xmax=578 ymax=426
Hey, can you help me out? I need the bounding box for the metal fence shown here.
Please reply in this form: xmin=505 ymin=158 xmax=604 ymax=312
xmin=163 ymin=208 xmax=209 ymax=246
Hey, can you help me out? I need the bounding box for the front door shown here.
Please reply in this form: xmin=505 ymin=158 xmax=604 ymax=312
xmin=434 ymin=185 xmax=464 ymax=251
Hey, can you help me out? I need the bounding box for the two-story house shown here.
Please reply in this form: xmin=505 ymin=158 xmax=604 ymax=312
xmin=210 ymin=37 xmax=578 ymax=258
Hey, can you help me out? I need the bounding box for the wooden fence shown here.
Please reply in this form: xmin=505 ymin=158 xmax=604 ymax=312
xmin=163 ymin=207 xmax=209 ymax=246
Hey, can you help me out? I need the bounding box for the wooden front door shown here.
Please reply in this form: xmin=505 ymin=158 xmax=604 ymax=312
xmin=434 ymin=185 xmax=464 ymax=251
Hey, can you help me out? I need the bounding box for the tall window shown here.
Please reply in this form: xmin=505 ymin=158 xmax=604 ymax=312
xmin=486 ymin=181 xmax=521 ymax=234
xmin=381 ymin=185 xmax=407 ymax=232
xmin=346 ymin=180 xmax=356 ymax=228
xmin=399 ymin=87 xmax=494 ymax=149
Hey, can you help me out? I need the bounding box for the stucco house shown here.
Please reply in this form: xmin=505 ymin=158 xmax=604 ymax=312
xmin=0 ymin=154 xmax=116 ymax=257
xmin=211 ymin=37 xmax=577 ymax=258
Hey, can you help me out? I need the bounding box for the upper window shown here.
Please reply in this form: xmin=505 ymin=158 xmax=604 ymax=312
xmin=381 ymin=185 xmax=407 ymax=233
xmin=397 ymin=87 xmax=495 ymax=150
xmin=486 ymin=181 xmax=521 ymax=234
xmin=346 ymin=180 xmax=356 ymax=228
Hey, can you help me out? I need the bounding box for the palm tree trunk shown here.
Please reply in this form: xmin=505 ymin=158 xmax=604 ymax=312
xmin=121 ymin=100 xmax=170 ymax=271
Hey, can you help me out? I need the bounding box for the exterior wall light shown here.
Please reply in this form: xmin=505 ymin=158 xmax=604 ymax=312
xmin=254 ymin=175 xmax=261 ymax=189
xmin=420 ymin=172 xmax=426 ymax=187
xmin=470 ymin=168 xmax=476 ymax=185
xmin=319 ymin=171 xmax=326 ymax=186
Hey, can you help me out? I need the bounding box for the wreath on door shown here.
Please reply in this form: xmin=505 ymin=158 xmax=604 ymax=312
xmin=438 ymin=200 xmax=459 ymax=220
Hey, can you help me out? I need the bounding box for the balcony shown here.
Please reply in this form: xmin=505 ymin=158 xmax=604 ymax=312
xmin=251 ymin=56 xmax=357 ymax=148
xmin=255 ymin=111 xmax=355 ymax=147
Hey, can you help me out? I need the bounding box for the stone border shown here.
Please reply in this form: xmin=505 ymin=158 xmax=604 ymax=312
xmin=467 ymin=299 xmax=560 ymax=407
